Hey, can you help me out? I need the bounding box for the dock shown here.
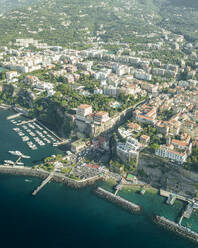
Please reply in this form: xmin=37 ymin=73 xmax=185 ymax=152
xmin=166 ymin=194 xmax=177 ymax=205
xmin=7 ymin=113 xmax=22 ymax=120
xmin=18 ymin=118 xmax=36 ymax=126
xmin=0 ymin=104 xmax=10 ymax=110
xmin=32 ymin=172 xmax=54 ymax=196
xmin=114 ymin=179 xmax=123 ymax=195
xmin=53 ymin=139 xmax=70 ymax=147
xmin=160 ymin=189 xmax=188 ymax=204
xmin=36 ymin=120 xmax=62 ymax=141
xmin=183 ymin=203 xmax=194 ymax=219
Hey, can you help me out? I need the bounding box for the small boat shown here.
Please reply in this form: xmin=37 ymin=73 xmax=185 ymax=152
xmin=25 ymin=179 xmax=32 ymax=183
xmin=4 ymin=160 xmax=15 ymax=165
xmin=17 ymin=162 xmax=24 ymax=166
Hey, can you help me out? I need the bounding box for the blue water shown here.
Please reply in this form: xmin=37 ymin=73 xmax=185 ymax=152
xmin=0 ymin=109 xmax=62 ymax=165
xmin=0 ymin=109 xmax=198 ymax=248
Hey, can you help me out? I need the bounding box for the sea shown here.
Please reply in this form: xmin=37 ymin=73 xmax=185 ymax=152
xmin=0 ymin=108 xmax=198 ymax=248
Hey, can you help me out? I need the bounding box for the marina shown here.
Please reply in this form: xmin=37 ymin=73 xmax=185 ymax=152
xmin=9 ymin=116 xmax=60 ymax=152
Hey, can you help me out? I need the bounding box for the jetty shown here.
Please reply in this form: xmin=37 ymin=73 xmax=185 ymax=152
xmin=155 ymin=215 xmax=198 ymax=243
xmin=7 ymin=113 xmax=22 ymax=120
xmin=95 ymin=187 xmax=141 ymax=212
xmin=32 ymin=172 xmax=54 ymax=196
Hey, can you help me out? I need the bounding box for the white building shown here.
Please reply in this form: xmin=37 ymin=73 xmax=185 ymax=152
xmin=76 ymin=104 xmax=93 ymax=121
xmin=94 ymin=111 xmax=109 ymax=124
xmin=155 ymin=145 xmax=187 ymax=164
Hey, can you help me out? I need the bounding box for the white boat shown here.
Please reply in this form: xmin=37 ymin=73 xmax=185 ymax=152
xmin=17 ymin=162 xmax=24 ymax=165
xmin=25 ymin=179 xmax=32 ymax=183
xmin=4 ymin=160 xmax=15 ymax=165
xmin=9 ymin=151 xmax=19 ymax=156
xmin=8 ymin=150 xmax=30 ymax=159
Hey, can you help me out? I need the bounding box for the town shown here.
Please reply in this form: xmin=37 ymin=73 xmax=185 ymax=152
xmin=0 ymin=33 xmax=198 ymax=195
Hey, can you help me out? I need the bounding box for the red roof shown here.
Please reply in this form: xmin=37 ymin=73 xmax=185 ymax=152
xmin=78 ymin=104 xmax=92 ymax=109
xmin=95 ymin=111 xmax=108 ymax=117
xmin=85 ymin=164 xmax=99 ymax=169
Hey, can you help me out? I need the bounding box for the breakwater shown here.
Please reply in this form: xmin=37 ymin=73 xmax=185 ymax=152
xmin=0 ymin=166 xmax=101 ymax=189
xmin=154 ymin=216 xmax=198 ymax=243
xmin=94 ymin=187 xmax=141 ymax=213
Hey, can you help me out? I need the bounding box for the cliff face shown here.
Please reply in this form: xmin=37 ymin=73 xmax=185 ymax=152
xmin=75 ymin=105 xmax=134 ymax=138
xmin=35 ymin=102 xmax=74 ymax=138
xmin=137 ymin=153 xmax=198 ymax=197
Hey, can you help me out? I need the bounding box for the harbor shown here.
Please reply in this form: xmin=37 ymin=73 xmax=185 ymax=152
xmin=1 ymin=108 xmax=198 ymax=246
xmin=0 ymin=109 xmax=63 ymax=167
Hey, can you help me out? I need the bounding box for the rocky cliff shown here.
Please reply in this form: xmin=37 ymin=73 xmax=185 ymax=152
xmin=137 ymin=153 xmax=198 ymax=197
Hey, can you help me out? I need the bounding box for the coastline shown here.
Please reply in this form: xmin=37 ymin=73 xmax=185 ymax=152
xmin=1 ymin=165 xmax=198 ymax=244
xmin=0 ymin=165 xmax=101 ymax=189
xmin=122 ymin=184 xmax=159 ymax=194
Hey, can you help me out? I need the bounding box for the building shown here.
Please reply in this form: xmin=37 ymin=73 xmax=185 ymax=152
xmin=127 ymin=122 xmax=142 ymax=132
xmin=155 ymin=145 xmax=187 ymax=164
xmin=136 ymin=114 xmax=156 ymax=125
xmin=140 ymin=135 xmax=150 ymax=144
xmin=71 ymin=139 xmax=86 ymax=153
xmin=5 ymin=71 xmax=18 ymax=81
xmin=94 ymin=111 xmax=109 ymax=124
xmin=76 ymin=104 xmax=92 ymax=121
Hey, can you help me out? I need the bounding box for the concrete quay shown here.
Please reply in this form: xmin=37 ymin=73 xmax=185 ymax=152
xmin=94 ymin=187 xmax=141 ymax=213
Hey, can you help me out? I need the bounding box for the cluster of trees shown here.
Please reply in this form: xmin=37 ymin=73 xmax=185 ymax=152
xmin=186 ymin=148 xmax=198 ymax=171
xmin=109 ymin=157 xmax=137 ymax=174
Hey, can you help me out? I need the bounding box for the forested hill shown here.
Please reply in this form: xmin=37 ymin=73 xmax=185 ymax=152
xmin=0 ymin=0 xmax=41 ymax=13
xmin=0 ymin=0 xmax=198 ymax=48
xmin=155 ymin=0 xmax=198 ymax=41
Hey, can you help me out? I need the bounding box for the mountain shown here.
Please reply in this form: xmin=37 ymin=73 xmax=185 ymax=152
xmin=0 ymin=0 xmax=41 ymax=13
xmin=0 ymin=0 xmax=198 ymax=48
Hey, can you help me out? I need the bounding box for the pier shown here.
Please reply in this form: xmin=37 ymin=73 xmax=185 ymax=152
xmin=95 ymin=187 xmax=141 ymax=212
xmin=36 ymin=120 xmax=62 ymax=141
xmin=166 ymin=193 xmax=177 ymax=205
xmin=114 ymin=179 xmax=123 ymax=195
xmin=160 ymin=189 xmax=196 ymax=225
xmin=53 ymin=139 xmax=70 ymax=147
xmin=18 ymin=118 xmax=36 ymax=126
xmin=183 ymin=203 xmax=194 ymax=219
xmin=0 ymin=104 xmax=10 ymax=110
xmin=7 ymin=113 xmax=22 ymax=120
xmin=160 ymin=189 xmax=189 ymax=204
xmin=32 ymin=172 xmax=54 ymax=196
